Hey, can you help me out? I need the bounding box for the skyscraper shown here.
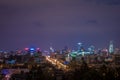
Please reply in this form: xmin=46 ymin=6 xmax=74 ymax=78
xmin=77 ymin=42 xmax=84 ymax=52
xmin=88 ymin=45 xmax=95 ymax=54
xmin=109 ymin=41 xmax=114 ymax=54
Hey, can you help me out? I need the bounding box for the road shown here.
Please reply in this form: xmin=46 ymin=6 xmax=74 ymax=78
xmin=46 ymin=56 xmax=68 ymax=71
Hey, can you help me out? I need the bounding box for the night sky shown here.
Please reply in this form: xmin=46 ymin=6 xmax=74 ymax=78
xmin=0 ymin=0 xmax=120 ymax=51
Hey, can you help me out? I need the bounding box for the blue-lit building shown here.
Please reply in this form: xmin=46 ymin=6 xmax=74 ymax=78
xmin=109 ymin=41 xmax=114 ymax=54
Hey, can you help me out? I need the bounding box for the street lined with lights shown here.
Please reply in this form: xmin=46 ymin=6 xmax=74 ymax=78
xmin=46 ymin=56 xmax=68 ymax=71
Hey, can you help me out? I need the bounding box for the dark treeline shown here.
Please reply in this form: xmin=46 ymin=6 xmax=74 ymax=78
xmin=4 ymin=62 xmax=119 ymax=80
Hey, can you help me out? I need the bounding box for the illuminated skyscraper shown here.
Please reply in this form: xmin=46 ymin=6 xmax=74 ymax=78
xmin=50 ymin=46 xmax=54 ymax=52
xmin=88 ymin=45 xmax=95 ymax=54
xmin=49 ymin=43 xmax=54 ymax=53
xmin=77 ymin=42 xmax=84 ymax=52
xmin=109 ymin=41 xmax=114 ymax=54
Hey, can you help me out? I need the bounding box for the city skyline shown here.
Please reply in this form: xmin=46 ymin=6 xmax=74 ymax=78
xmin=0 ymin=0 xmax=120 ymax=50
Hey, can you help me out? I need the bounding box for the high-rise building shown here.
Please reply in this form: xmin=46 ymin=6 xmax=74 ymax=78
xmin=77 ymin=42 xmax=84 ymax=52
xmin=49 ymin=43 xmax=54 ymax=53
xmin=109 ymin=41 xmax=114 ymax=54
xmin=50 ymin=46 xmax=54 ymax=53
xmin=88 ymin=45 xmax=95 ymax=54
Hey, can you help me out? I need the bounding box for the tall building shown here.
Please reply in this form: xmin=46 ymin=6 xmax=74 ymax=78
xmin=49 ymin=43 xmax=54 ymax=53
xmin=77 ymin=42 xmax=84 ymax=52
xmin=109 ymin=41 xmax=114 ymax=54
xmin=50 ymin=46 xmax=54 ymax=53
xmin=88 ymin=45 xmax=95 ymax=54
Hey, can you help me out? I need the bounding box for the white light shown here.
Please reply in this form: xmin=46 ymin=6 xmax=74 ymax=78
xmin=48 ymin=56 xmax=50 ymax=58
xmin=78 ymin=42 xmax=82 ymax=45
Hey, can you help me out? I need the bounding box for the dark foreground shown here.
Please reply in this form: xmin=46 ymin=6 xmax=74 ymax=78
xmin=0 ymin=62 xmax=120 ymax=80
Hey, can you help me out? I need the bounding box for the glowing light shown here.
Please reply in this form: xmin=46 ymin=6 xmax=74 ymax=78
xmin=17 ymin=50 xmax=22 ymax=54
xmin=46 ymin=56 xmax=68 ymax=70
xmin=70 ymin=52 xmax=78 ymax=57
xmin=48 ymin=56 xmax=50 ymax=58
xmin=5 ymin=74 xmax=10 ymax=78
xmin=78 ymin=42 xmax=82 ymax=45
xmin=25 ymin=48 xmax=29 ymax=51
xmin=36 ymin=48 xmax=40 ymax=51
xmin=1 ymin=69 xmax=9 ymax=75
xmin=54 ymin=59 xmax=57 ymax=62
xmin=30 ymin=48 xmax=35 ymax=51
